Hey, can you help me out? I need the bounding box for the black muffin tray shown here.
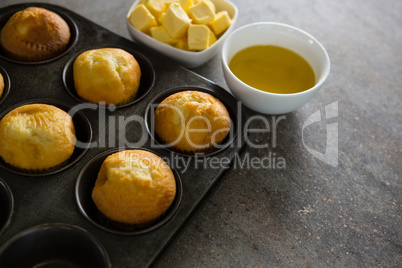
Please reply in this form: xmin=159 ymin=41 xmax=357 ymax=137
xmin=0 ymin=3 xmax=246 ymax=267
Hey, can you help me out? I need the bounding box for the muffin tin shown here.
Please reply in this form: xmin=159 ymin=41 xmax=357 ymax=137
xmin=0 ymin=65 xmax=10 ymax=106
xmin=0 ymin=177 xmax=13 ymax=236
xmin=0 ymin=99 xmax=92 ymax=176
xmin=0 ymin=4 xmax=79 ymax=64
xmin=0 ymin=2 xmax=246 ymax=267
xmin=145 ymin=86 xmax=239 ymax=157
xmin=76 ymin=148 xmax=183 ymax=235
xmin=63 ymin=44 xmax=155 ymax=109
xmin=0 ymin=223 xmax=111 ymax=267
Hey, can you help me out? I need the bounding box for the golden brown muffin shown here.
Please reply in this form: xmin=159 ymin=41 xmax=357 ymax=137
xmin=0 ymin=104 xmax=76 ymax=171
xmin=0 ymin=7 xmax=71 ymax=62
xmin=73 ymin=48 xmax=141 ymax=105
xmin=92 ymin=150 xmax=176 ymax=227
xmin=154 ymin=90 xmax=231 ymax=152
xmin=0 ymin=72 xmax=4 ymax=98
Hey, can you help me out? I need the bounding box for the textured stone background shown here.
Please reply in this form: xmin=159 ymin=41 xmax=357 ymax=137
xmin=0 ymin=0 xmax=400 ymax=267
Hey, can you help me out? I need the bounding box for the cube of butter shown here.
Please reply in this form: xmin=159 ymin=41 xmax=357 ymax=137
xmin=188 ymin=24 xmax=216 ymax=50
xmin=208 ymin=28 xmax=217 ymax=44
xmin=197 ymin=0 xmax=216 ymax=13
xmin=175 ymin=37 xmax=189 ymax=50
xmin=161 ymin=3 xmax=192 ymax=38
xmin=128 ymin=4 xmax=158 ymax=33
xmin=164 ymin=0 xmax=179 ymax=4
xmin=179 ymin=0 xmax=194 ymax=12
xmin=188 ymin=1 xmax=215 ymax=24
xmin=150 ymin=26 xmax=178 ymax=45
xmin=157 ymin=10 xmax=166 ymax=24
xmin=145 ymin=0 xmax=167 ymax=18
xmin=208 ymin=11 xmax=231 ymax=36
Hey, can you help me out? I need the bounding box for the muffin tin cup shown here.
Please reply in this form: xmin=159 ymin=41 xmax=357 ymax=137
xmin=0 ymin=65 xmax=10 ymax=106
xmin=0 ymin=223 xmax=111 ymax=268
xmin=145 ymin=86 xmax=240 ymax=157
xmin=0 ymin=177 xmax=13 ymax=236
xmin=0 ymin=3 xmax=79 ymax=64
xmin=0 ymin=99 xmax=92 ymax=176
xmin=75 ymin=148 xmax=183 ymax=235
xmin=63 ymin=44 xmax=155 ymax=109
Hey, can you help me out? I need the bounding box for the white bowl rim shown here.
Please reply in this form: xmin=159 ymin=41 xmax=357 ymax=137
xmin=222 ymin=21 xmax=331 ymax=97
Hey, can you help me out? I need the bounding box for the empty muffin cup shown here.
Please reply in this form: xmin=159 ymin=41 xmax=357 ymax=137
xmin=0 ymin=223 xmax=111 ymax=268
xmin=63 ymin=44 xmax=155 ymax=109
xmin=0 ymin=177 xmax=13 ymax=236
xmin=75 ymin=148 xmax=182 ymax=235
xmin=145 ymin=86 xmax=239 ymax=157
xmin=0 ymin=3 xmax=78 ymax=64
xmin=0 ymin=99 xmax=92 ymax=176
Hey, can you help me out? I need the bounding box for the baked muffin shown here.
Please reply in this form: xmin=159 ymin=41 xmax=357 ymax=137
xmin=92 ymin=150 xmax=176 ymax=227
xmin=0 ymin=72 xmax=4 ymax=99
xmin=0 ymin=104 xmax=76 ymax=171
xmin=154 ymin=91 xmax=231 ymax=152
xmin=0 ymin=7 xmax=71 ymax=62
xmin=73 ymin=48 xmax=141 ymax=105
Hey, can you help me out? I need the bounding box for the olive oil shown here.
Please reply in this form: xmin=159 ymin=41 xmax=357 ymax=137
xmin=229 ymin=45 xmax=315 ymax=94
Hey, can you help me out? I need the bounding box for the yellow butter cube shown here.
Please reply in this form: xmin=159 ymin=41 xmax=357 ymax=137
xmin=196 ymin=0 xmax=216 ymax=13
xmin=128 ymin=4 xmax=158 ymax=33
xmin=209 ymin=29 xmax=217 ymax=45
xmin=145 ymin=0 xmax=166 ymax=18
xmin=175 ymin=37 xmax=189 ymax=50
xmin=208 ymin=11 xmax=231 ymax=35
xmin=161 ymin=3 xmax=192 ymax=38
xmin=150 ymin=26 xmax=178 ymax=45
xmin=188 ymin=24 xmax=215 ymax=50
xmin=164 ymin=0 xmax=179 ymax=4
xmin=157 ymin=11 xmax=166 ymax=24
xmin=179 ymin=0 xmax=194 ymax=12
xmin=188 ymin=1 xmax=215 ymax=24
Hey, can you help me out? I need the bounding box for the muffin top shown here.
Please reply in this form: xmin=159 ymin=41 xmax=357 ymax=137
xmin=92 ymin=150 xmax=176 ymax=226
xmin=0 ymin=72 xmax=4 ymax=98
xmin=154 ymin=90 xmax=231 ymax=152
xmin=73 ymin=48 xmax=141 ymax=105
xmin=0 ymin=104 xmax=76 ymax=170
xmin=0 ymin=7 xmax=71 ymax=61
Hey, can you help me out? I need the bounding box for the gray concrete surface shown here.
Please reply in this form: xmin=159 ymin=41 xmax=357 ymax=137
xmin=0 ymin=0 xmax=400 ymax=267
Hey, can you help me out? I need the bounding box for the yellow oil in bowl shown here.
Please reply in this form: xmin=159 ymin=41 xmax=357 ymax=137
xmin=229 ymin=45 xmax=315 ymax=94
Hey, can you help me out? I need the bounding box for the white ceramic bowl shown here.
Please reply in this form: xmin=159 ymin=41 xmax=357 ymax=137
xmin=126 ymin=0 xmax=238 ymax=69
xmin=222 ymin=22 xmax=330 ymax=114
